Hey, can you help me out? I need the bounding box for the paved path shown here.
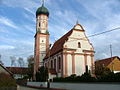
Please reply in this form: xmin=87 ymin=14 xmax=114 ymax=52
xmin=27 ymin=82 xmax=120 ymax=90
xmin=17 ymin=85 xmax=44 ymax=90
xmin=51 ymin=83 xmax=120 ymax=90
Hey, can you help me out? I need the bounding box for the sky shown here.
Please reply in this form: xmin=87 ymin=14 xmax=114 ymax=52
xmin=0 ymin=0 xmax=120 ymax=66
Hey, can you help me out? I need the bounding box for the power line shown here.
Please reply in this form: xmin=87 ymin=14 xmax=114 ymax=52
xmin=88 ymin=27 xmax=120 ymax=37
xmin=67 ymin=27 xmax=120 ymax=42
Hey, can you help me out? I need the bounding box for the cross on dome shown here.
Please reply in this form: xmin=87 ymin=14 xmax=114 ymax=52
xmin=76 ymin=20 xmax=79 ymax=25
xmin=41 ymin=0 xmax=45 ymax=5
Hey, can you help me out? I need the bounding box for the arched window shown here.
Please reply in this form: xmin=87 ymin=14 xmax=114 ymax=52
xmin=58 ymin=57 xmax=61 ymax=70
xmin=54 ymin=59 xmax=56 ymax=70
xmin=78 ymin=42 xmax=81 ymax=48
xmin=39 ymin=22 xmax=40 ymax=27
xmin=51 ymin=60 xmax=53 ymax=69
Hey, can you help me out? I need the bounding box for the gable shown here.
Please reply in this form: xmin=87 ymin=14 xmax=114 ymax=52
xmin=64 ymin=29 xmax=93 ymax=51
xmin=107 ymin=57 xmax=120 ymax=71
xmin=73 ymin=24 xmax=84 ymax=30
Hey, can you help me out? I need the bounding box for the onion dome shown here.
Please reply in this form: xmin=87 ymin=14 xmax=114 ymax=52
xmin=36 ymin=4 xmax=49 ymax=17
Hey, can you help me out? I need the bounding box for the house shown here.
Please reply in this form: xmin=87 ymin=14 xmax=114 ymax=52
xmin=95 ymin=56 xmax=120 ymax=73
xmin=6 ymin=67 xmax=30 ymax=79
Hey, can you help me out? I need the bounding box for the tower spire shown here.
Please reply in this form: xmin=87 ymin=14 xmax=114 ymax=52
xmin=76 ymin=20 xmax=79 ymax=25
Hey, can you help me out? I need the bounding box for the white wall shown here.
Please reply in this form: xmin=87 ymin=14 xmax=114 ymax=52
xmin=67 ymin=54 xmax=72 ymax=76
xmin=87 ymin=55 xmax=92 ymax=71
xmin=75 ymin=55 xmax=85 ymax=75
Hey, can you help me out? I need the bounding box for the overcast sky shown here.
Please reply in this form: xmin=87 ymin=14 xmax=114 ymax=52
xmin=0 ymin=0 xmax=120 ymax=66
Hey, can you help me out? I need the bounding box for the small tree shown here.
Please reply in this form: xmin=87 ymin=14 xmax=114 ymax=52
xmin=27 ymin=55 xmax=34 ymax=68
xmin=36 ymin=66 xmax=48 ymax=82
xmin=0 ymin=54 xmax=4 ymax=65
xmin=18 ymin=57 xmax=24 ymax=67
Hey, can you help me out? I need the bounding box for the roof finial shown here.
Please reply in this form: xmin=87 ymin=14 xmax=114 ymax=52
xmin=76 ymin=20 xmax=79 ymax=25
xmin=42 ymin=0 xmax=44 ymax=6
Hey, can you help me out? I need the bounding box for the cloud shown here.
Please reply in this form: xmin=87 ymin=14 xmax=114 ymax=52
xmin=0 ymin=45 xmax=15 ymax=50
xmin=0 ymin=16 xmax=18 ymax=29
xmin=0 ymin=38 xmax=34 ymax=66
xmin=24 ymin=8 xmax=35 ymax=15
xmin=1 ymin=0 xmax=38 ymax=9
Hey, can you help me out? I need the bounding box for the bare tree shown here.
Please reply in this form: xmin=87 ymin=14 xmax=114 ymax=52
xmin=18 ymin=57 xmax=24 ymax=67
xmin=0 ymin=54 xmax=4 ymax=65
xmin=10 ymin=56 xmax=16 ymax=67
xmin=27 ymin=55 xmax=34 ymax=67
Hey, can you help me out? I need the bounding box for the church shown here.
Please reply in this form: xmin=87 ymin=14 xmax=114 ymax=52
xmin=34 ymin=2 xmax=95 ymax=79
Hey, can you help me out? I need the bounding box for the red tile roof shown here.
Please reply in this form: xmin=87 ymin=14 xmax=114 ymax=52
xmin=95 ymin=56 xmax=120 ymax=66
xmin=44 ymin=29 xmax=73 ymax=59
xmin=6 ymin=67 xmax=30 ymax=75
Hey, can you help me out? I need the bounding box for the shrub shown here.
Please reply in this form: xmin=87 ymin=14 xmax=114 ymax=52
xmin=53 ymin=73 xmax=96 ymax=82
xmin=97 ymin=72 xmax=120 ymax=82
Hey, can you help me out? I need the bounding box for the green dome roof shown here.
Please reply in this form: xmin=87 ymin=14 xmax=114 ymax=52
xmin=36 ymin=4 xmax=49 ymax=17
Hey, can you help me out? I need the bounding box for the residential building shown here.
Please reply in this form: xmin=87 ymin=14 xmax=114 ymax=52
xmin=95 ymin=56 xmax=120 ymax=73
xmin=6 ymin=67 xmax=30 ymax=79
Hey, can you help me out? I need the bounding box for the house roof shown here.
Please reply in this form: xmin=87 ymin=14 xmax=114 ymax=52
xmin=0 ymin=64 xmax=13 ymax=75
xmin=44 ymin=24 xmax=86 ymax=60
xmin=95 ymin=56 xmax=120 ymax=66
xmin=6 ymin=67 xmax=30 ymax=75
xmin=44 ymin=29 xmax=73 ymax=59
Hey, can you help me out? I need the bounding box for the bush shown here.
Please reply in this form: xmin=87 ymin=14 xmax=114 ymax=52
xmin=0 ymin=73 xmax=17 ymax=87
xmin=97 ymin=72 xmax=120 ymax=82
xmin=53 ymin=72 xmax=120 ymax=82
xmin=80 ymin=73 xmax=96 ymax=82
xmin=53 ymin=73 xmax=96 ymax=82
xmin=23 ymin=75 xmax=30 ymax=79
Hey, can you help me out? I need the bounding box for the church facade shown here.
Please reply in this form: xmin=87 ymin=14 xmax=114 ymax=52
xmin=34 ymin=3 xmax=95 ymax=79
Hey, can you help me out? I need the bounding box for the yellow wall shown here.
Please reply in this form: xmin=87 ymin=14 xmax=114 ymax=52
xmin=107 ymin=57 xmax=120 ymax=71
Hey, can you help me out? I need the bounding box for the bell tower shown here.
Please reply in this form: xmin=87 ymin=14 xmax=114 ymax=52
xmin=34 ymin=1 xmax=49 ymax=75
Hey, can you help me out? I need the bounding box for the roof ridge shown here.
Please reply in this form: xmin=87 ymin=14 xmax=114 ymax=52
xmin=95 ymin=56 xmax=119 ymax=66
xmin=97 ymin=56 xmax=118 ymax=61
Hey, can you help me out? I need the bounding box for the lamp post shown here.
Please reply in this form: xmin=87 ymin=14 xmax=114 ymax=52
xmin=47 ymin=44 xmax=52 ymax=88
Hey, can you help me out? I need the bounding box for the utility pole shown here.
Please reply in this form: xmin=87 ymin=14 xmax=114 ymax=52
xmin=110 ymin=44 xmax=113 ymax=72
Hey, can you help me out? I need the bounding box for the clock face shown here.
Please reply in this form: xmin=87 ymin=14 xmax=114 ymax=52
xmin=40 ymin=46 xmax=46 ymax=51
xmin=40 ymin=37 xmax=46 ymax=43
